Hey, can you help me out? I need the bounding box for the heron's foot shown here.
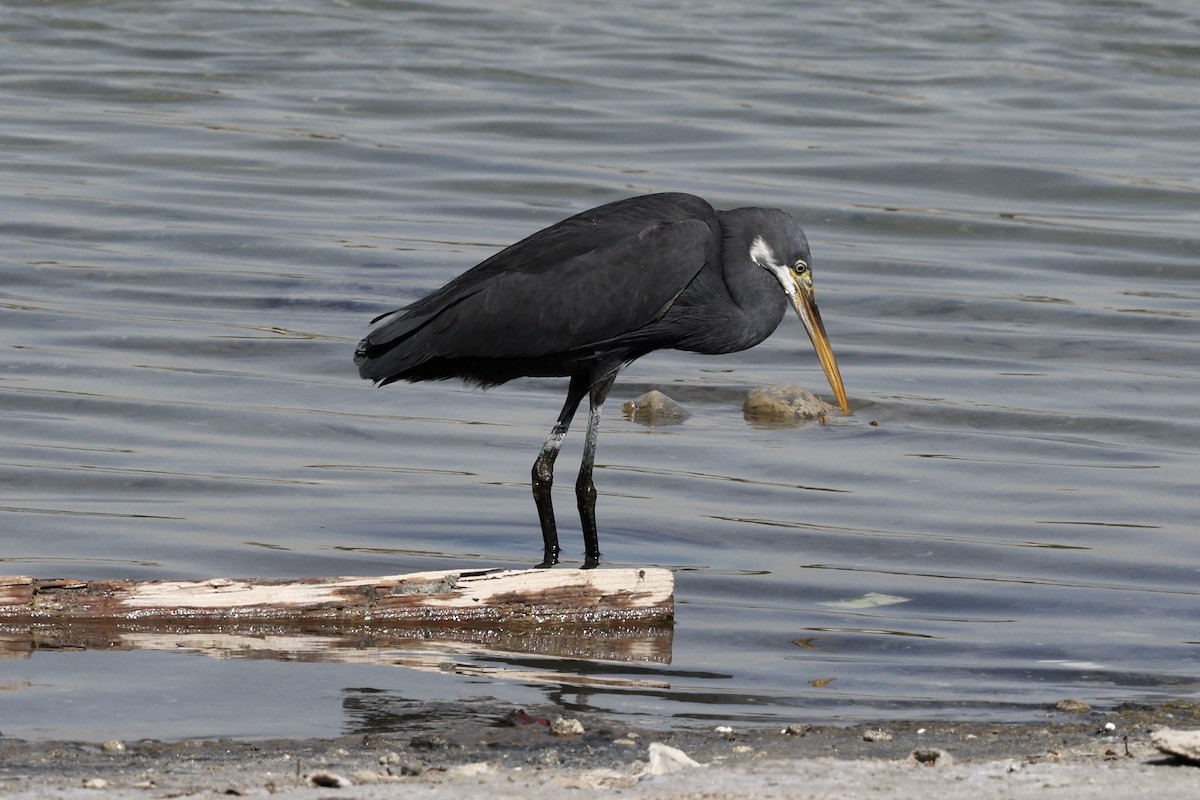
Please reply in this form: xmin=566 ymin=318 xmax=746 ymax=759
xmin=535 ymin=546 xmax=560 ymax=569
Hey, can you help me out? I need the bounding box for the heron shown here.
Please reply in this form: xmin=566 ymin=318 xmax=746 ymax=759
xmin=355 ymin=192 xmax=849 ymax=569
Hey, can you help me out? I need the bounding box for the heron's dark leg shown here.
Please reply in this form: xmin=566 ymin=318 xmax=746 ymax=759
xmin=532 ymin=374 xmax=588 ymax=568
xmin=576 ymin=374 xmax=616 ymax=569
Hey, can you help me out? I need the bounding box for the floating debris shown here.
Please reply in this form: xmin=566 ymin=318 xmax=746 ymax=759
xmin=818 ymin=592 xmax=909 ymax=610
xmin=504 ymin=709 xmax=550 ymax=727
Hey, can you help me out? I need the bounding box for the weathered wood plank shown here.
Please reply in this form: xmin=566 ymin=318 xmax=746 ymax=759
xmin=0 ymin=568 xmax=674 ymax=626
xmin=0 ymin=576 xmax=34 ymax=617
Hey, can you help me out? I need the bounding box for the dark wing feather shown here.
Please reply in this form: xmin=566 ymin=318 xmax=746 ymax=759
xmin=357 ymin=194 xmax=720 ymax=382
xmin=437 ymin=217 xmax=715 ymax=358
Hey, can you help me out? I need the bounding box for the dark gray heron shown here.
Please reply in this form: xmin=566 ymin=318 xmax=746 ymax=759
xmin=356 ymin=193 xmax=849 ymax=568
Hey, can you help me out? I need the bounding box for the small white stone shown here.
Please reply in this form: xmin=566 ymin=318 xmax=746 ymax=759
xmin=645 ymin=742 xmax=704 ymax=775
xmin=550 ymin=716 xmax=585 ymax=736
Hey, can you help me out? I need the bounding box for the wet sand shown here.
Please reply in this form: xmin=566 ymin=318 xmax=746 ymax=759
xmin=3 ymin=701 xmax=1197 ymax=798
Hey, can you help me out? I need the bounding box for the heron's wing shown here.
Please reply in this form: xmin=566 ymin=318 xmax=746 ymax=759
xmin=362 ymin=194 xmax=720 ymax=361
xmin=425 ymin=216 xmax=715 ymax=359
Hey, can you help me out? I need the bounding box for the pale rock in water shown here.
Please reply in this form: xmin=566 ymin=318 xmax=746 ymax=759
xmin=744 ymin=384 xmax=838 ymax=425
xmin=622 ymin=389 xmax=690 ymax=426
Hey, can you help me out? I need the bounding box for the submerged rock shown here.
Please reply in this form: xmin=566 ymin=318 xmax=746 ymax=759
xmin=743 ymin=384 xmax=838 ymax=427
xmin=1055 ymin=699 xmax=1093 ymax=714
xmin=621 ymin=389 xmax=690 ymax=426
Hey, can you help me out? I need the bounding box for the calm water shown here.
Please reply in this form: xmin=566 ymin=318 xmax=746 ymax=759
xmin=2 ymin=0 xmax=1198 ymax=739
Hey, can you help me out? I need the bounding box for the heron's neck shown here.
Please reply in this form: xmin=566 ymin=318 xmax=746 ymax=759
xmin=718 ymin=221 xmax=788 ymax=350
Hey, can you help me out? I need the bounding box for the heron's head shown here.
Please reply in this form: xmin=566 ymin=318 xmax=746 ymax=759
xmin=747 ymin=216 xmax=849 ymax=414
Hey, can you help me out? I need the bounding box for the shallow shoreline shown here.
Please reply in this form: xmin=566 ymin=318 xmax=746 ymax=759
xmin=3 ymin=701 xmax=1198 ymax=798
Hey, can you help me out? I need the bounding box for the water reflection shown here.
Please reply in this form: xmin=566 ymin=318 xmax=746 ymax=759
xmin=3 ymin=621 xmax=673 ymax=671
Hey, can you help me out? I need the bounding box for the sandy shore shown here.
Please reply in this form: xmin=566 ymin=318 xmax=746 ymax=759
xmin=3 ymin=702 xmax=1197 ymax=798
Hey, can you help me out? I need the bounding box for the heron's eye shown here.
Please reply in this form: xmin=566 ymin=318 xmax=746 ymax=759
xmin=792 ymin=260 xmax=809 ymax=276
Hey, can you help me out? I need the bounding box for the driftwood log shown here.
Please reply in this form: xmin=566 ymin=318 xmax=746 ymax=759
xmin=0 ymin=570 xmax=675 ymax=682
xmin=0 ymin=568 xmax=673 ymax=626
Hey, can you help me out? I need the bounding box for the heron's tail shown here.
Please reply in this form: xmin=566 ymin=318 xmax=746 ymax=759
xmin=355 ymin=312 xmax=431 ymax=386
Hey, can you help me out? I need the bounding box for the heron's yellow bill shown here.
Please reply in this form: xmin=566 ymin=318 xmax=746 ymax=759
xmin=790 ymin=282 xmax=849 ymax=414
